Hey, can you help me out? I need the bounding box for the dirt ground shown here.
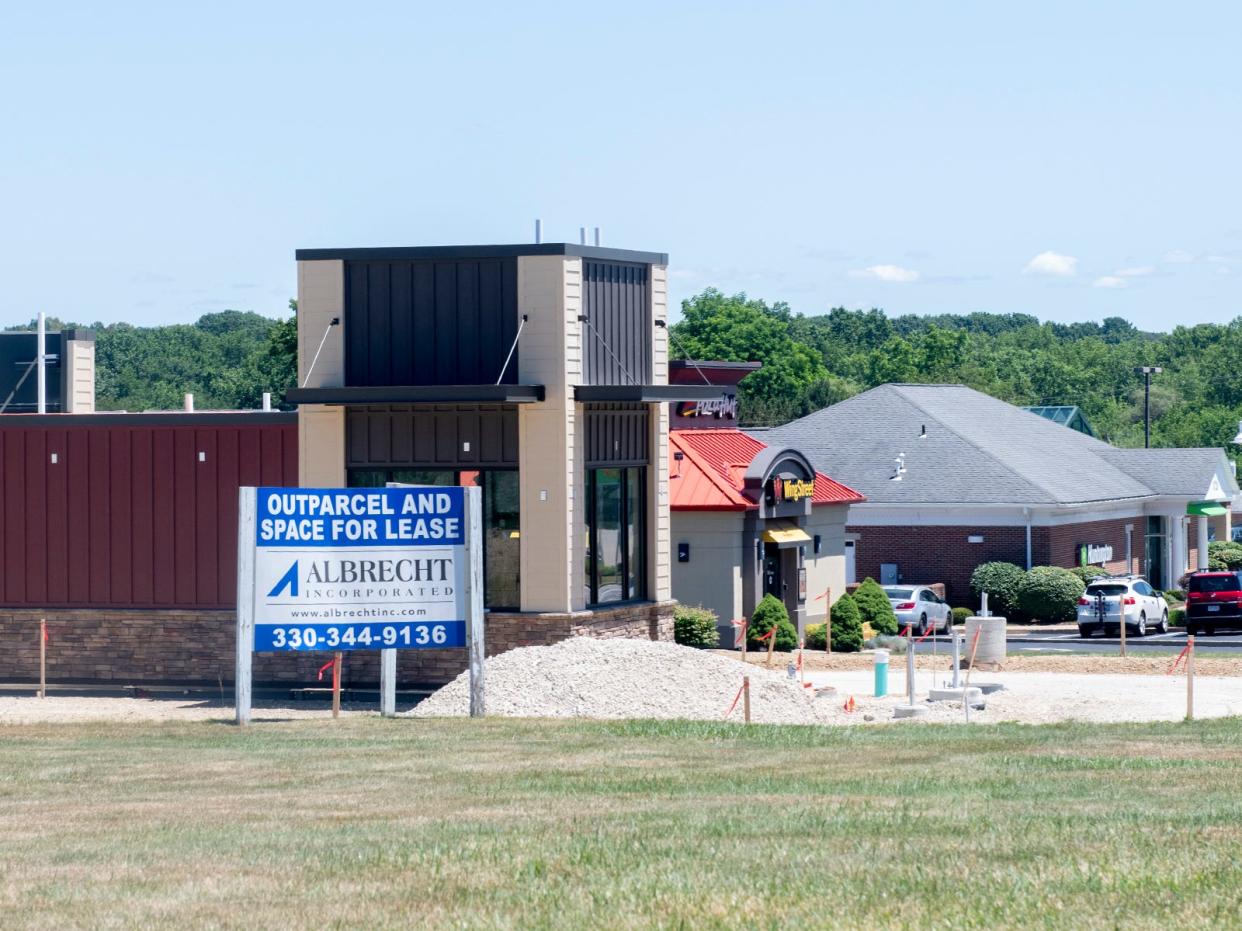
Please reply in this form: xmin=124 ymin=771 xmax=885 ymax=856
xmin=712 ymin=648 xmax=1242 ymax=678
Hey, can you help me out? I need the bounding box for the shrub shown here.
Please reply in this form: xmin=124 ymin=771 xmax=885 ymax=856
xmin=746 ymin=594 xmax=797 ymax=652
xmin=829 ymin=593 xmax=863 ymax=653
xmin=1209 ymin=541 xmax=1242 ymax=569
xmin=1170 ymin=608 xmax=1186 ymax=627
xmin=951 ymin=607 xmax=972 ymax=626
xmin=1163 ymin=590 xmax=1185 ymax=605
xmin=853 ymin=578 xmax=898 ymax=635
xmin=1016 ymin=566 xmax=1086 ymax=623
xmin=969 ymin=562 xmax=1024 ymax=617
xmin=673 ymin=604 xmax=720 ymax=649
xmin=803 ymin=623 xmax=826 ymax=650
xmin=1070 ymin=565 xmax=1108 ymax=585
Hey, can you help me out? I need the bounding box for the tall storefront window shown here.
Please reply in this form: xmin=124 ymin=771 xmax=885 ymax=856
xmin=1145 ymin=515 xmax=1166 ymax=589
xmin=347 ymin=468 xmax=520 ymax=610
xmin=584 ymin=467 xmax=645 ymax=605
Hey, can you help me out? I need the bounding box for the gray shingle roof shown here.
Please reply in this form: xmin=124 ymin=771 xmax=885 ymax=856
xmin=761 ymin=384 xmax=1235 ymax=506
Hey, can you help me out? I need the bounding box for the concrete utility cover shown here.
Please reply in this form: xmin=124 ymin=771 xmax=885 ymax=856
xmin=928 ymin=687 xmax=985 ymax=708
xmin=893 ymin=705 xmax=929 ymax=719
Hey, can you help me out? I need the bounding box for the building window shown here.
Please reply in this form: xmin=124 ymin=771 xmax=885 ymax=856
xmin=584 ymin=467 xmax=646 ymax=605
xmin=347 ymin=468 xmax=520 ymax=610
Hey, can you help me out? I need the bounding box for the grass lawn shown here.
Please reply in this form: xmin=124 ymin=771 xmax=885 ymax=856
xmin=3 ymin=716 xmax=1242 ymax=928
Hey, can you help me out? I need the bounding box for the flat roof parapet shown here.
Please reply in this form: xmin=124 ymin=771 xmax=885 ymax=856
xmin=294 ymin=243 xmax=668 ymax=265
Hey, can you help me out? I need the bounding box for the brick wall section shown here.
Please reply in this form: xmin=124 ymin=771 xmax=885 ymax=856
xmin=850 ymin=525 xmax=1028 ymax=606
xmin=0 ymin=601 xmax=675 ymax=689
xmin=851 ymin=517 xmax=1164 ymax=606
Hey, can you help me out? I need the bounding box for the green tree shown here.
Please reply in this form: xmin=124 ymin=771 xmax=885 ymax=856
xmin=746 ymin=594 xmax=797 ymax=651
xmin=853 ymin=578 xmax=899 ymax=635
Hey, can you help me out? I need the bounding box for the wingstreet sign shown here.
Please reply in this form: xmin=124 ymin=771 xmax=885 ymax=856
xmin=234 ymin=485 xmax=485 ymax=724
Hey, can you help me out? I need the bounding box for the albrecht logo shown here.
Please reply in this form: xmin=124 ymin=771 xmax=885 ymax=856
xmin=268 ymin=561 xmax=299 ymax=598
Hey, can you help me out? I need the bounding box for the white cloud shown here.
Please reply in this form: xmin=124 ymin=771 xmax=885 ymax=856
xmin=1094 ymin=266 xmax=1153 ymax=288
xmin=849 ymin=264 xmax=920 ymax=283
xmin=1163 ymin=249 xmax=1196 ymax=264
xmin=1023 ymin=251 xmax=1078 ymax=277
xmin=1093 ymin=276 xmax=1127 ymax=288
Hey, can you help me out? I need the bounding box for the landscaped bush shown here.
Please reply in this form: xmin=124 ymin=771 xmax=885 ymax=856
xmin=969 ymin=562 xmax=1024 ymax=617
xmin=1070 ymin=565 xmax=1108 ymax=585
xmin=1016 ymin=566 xmax=1086 ymax=623
xmin=853 ymin=578 xmax=898 ymax=635
xmin=828 ymin=593 xmax=863 ymax=653
xmin=673 ymin=604 xmax=720 ymax=649
xmin=1170 ymin=608 xmax=1186 ymax=627
xmin=1163 ymin=589 xmax=1186 ymax=605
xmin=803 ymin=623 xmax=826 ymax=650
xmin=951 ymin=607 xmax=972 ymax=626
xmin=1207 ymin=540 xmax=1242 ymax=571
xmin=746 ymin=594 xmax=797 ymax=652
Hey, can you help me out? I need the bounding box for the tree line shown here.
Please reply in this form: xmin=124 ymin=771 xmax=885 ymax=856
xmin=7 ymin=308 xmax=296 ymax=412
xmin=670 ymin=288 xmax=1242 ymax=451
xmin=8 ymin=289 xmax=1242 ymax=454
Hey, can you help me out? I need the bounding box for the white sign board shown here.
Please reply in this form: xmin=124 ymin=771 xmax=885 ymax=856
xmin=234 ymin=485 xmax=484 ymax=724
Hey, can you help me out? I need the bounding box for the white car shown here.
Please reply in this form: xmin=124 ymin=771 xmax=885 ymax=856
xmin=1077 ymin=576 xmax=1168 ymax=637
xmin=882 ymin=586 xmax=952 ymax=636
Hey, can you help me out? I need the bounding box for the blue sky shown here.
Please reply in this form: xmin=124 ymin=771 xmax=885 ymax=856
xmin=2 ymin=1 xmax=1240 ymax=331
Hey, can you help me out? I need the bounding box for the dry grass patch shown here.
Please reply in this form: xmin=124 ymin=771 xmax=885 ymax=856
xmin=2 ymin=717 xmax=1242 ymax=928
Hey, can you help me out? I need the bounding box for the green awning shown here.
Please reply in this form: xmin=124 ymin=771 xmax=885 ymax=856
xmin=1187 ymin=502 xmax=1228 ymax=517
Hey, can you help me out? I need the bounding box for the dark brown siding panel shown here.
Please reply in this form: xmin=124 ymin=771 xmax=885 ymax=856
xmin=24 ymin=432 xmax=46 ymax=603
xmin=3 ymin=434 xmax=24 ymax=603
xmin=346 ymin=405 xmax=519 ymax=470
xmin=109 ymin=432 xmax=132 ymax=605
xmin=66 ymin=430 xmax=89 ymax=604
xmin=344 ymin=258 xmax=519 ymax=387
xmin=0 ymin=421 xmax=297 ymax=610
xmin=584 ymin=403 xmax=650 ymax=466
xmin=46 ymin=429 xmax=69 ymax=603
xmin=582 ymin=261 xmax=651 ymax=386
xmin=130 ymin=430 xmax=154 ymax=605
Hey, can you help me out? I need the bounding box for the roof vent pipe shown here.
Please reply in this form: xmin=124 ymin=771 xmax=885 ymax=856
xmin=534 ymin=218 xmax=542 ymax=244
xmin=36 ymin=312 xmax=46 ymax=414
xmin=184 ymin=393 xmax=194 ymax=412
xmin=261 ymin=392 xmax=272 ymax=412
xmin=919 ymin=425 xmax=927 ymax=438
xmin=579 ymin=227 xmax=586 ymax=245
xmin=593 ymin=226 xmax=600 ymax=246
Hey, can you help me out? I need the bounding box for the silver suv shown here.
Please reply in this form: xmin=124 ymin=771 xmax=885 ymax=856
xmin=1077 ymin=576 xmax=1168 ymax=638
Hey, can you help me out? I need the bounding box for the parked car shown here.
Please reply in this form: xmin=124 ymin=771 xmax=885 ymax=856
xmin=1185 ymin=570 xmax=1242 ymax=635
xmin=882 ymin=586 xmax=952 ymax=636
xmin=1077 ymin=576 xmax=1168 ymax=637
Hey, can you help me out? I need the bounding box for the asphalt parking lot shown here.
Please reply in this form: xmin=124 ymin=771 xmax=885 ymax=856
xmin=1009 ymin=628 xmax=1242 ymax=653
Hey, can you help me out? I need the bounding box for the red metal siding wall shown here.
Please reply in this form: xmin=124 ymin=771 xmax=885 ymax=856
xmin=0 ymin=423 xmax=297 ymax=609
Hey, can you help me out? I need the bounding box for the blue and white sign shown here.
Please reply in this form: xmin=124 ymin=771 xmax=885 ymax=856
xmin=251 ymin=486 xmax=468 ymax=652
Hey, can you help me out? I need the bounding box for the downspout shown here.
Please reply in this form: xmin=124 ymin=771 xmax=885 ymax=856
xmin=1023 ymin=507 xmax=1032 ymax=569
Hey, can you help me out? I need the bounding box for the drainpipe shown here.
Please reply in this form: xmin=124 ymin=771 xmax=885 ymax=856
xmin=1023 ymin=508 xmax=1032 ymax=569
xmin=1125 ymin=523 xmax=1134 ymax=575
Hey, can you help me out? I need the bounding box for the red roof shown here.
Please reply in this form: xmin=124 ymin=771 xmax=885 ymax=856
xmin=669 ymin=429 xmax=865 ymax=511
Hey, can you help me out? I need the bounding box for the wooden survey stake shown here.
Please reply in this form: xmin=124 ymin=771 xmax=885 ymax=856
xmin=331 ymin=651 xmax=342 ymax=719
xmin=39 ymin=618 xmax=46 ymax=699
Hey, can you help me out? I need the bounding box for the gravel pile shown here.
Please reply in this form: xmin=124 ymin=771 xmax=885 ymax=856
xmin=410 ymin=637 xmax=843 ymax=724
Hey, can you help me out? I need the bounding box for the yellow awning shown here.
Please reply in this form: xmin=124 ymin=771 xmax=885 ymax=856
xmin=762 ymin=521 xmax=812 ymax=546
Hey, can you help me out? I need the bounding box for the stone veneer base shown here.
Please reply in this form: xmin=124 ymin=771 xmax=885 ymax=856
xmin=0 ymin=601 xmax=676 ymax=689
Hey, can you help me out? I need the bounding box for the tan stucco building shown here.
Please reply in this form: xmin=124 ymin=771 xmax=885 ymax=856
xmin=287 ymin=243 xmax=722 ymax=683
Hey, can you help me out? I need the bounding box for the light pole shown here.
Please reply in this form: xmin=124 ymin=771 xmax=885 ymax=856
xmin=1136 ymin=366 xmax=1163 ymax=448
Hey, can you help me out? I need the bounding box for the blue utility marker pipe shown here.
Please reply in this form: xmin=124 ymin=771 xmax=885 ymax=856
xmin=873 ymin=649 xmax=889 ymax=697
